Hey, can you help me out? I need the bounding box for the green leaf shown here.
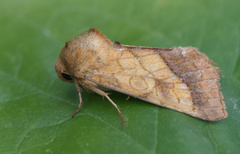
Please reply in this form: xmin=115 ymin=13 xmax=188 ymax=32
xmin=0 ymin=0 xmax=239 ymax=153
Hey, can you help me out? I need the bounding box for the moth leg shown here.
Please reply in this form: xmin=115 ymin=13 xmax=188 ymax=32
xmin=91 ymin=87 xmax=126 ymax=128
xmin=72 ymin=80 xmax=83 ymax=117
xmin=105 ymin=94 xmax=126 ymax=128
xmin=71 ymin=91 xmax=82 ymax=117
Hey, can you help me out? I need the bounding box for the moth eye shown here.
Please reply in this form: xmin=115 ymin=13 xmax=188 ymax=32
xmin=62 ymin=73 xmax=72 ymax=80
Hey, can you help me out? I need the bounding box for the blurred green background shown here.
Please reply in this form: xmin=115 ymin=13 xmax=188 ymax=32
xmin=0 ymin=0 xmax=240 ymax=153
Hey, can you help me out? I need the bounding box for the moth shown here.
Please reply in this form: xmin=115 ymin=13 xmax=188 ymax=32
xmin=55 ymin=28 xmax=227 ymax=127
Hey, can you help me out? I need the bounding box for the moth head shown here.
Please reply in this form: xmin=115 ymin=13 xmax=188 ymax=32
xmin=55 ymin=58 xmax=74 ymax=83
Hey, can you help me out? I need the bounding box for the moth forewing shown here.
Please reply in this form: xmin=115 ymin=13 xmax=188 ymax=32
xmin=55 ymin=28 xmax=227 ymax=127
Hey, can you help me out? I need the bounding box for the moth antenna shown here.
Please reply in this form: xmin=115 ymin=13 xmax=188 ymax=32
xmin=72 ymin=79 xmax=83 ymax=117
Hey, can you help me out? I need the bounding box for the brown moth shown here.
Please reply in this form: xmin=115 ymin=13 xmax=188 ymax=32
xmin=55 ymin=28 xmax=227 ymax=127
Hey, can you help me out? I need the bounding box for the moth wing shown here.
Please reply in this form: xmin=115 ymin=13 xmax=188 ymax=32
xmin=87 ymin=46 xmax=227 ymax=121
